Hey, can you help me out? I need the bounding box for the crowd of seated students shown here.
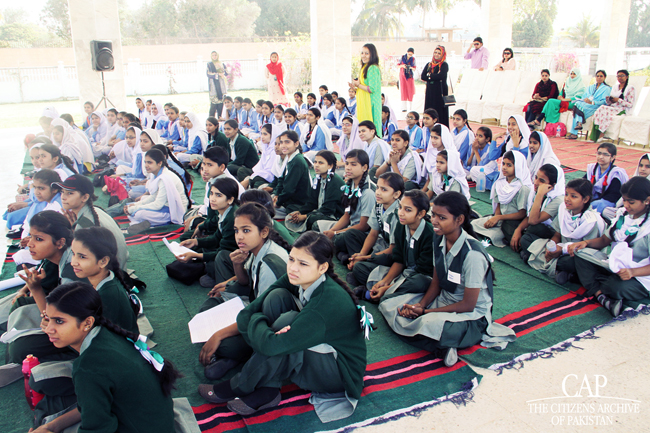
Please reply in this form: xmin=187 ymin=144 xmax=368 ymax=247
xmin=2 ymin=75 xmax=649 ymax=432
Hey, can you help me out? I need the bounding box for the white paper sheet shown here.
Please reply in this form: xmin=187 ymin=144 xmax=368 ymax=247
xmin=0 ymin=327 xmax=40 ymax=344
xmin=163 ymin=237 xmax=195 ymax=257
xmin=0 ymin=276 xmax=24 ymax=292
xmin=188 ymin=297 xmax=245 ymax=344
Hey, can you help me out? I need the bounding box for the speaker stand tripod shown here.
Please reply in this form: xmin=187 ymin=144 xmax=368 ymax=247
xmin=95 ymin=71 xmax=115 ymax=109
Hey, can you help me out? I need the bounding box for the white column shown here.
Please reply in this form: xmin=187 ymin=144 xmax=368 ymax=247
xmin=482 ymin=0 xmax=513 ymax=54
xmin=67 ymin=0 xmax=127 ymax=110
xmin=597 ymin=0 xmax=631 ymax=73
xmin=310 ymin=0 xmax=352 ymax=96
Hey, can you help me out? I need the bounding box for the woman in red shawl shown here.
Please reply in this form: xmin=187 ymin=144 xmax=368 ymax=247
xmin=525 ymin=69 xmax=559 ymax=128
xmin=421 ymin=45 xmax=449 ymax=128
xmin=266 ymin=52 xmax=290 ymax=106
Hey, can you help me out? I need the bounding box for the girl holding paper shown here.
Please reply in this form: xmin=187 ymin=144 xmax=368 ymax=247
xmin=197 ymin=202 xmax=292 ymax=381
xmin=569 ymin=176 xmax=650 ymax=316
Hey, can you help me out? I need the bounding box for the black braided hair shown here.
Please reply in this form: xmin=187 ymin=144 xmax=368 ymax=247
xmin=29 ymin=210 xmax=73 ymax=247
xmin=453 ymin=109 xmax=472 ymax=131
xmin=433 ymin=191 xmax=477 ymax=238
xmin=235 ymin=203 xmax=291 ymax=253
xmin=403 ymin=189 xmax=431 ymax=223
xmin=341 ymin=149 xmax=370 ymax=214
xmin=611 ymin=176 xmax=650 ymax=245
xmin=618 ymin=69 xmax=629 ymax=97
xmin=40 ymin=143 xmax=78 ymax=174
xmin=147 ymin=147 xmax=192 ymax=209
xmin=45 ymin=282 xmax=181 ymax=396
xmin=315 ymin=150 xmax=337 ymax=191
xmin=33 ymin=169 xmax=63 ymax=196
xmin=240 ymin=189 xmax=276 ymax=218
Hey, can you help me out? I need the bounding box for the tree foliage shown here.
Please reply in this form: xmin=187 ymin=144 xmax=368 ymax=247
xmin=40 ymin=0 xmax=71 ymax=42
xmin=252 ymin=0 xmax=309 ymax=36
xmin=627 ymin=0 xmax=650 ymax=48
xmin=566 ymin=15 xmax=600 ymax=48
xmin=1 ymin=8 xmax=28 ymax=24
xmin=512 ymin=0 xmax=557 ymax=48
xmin=352 ymin=0 xmax=409 ymax=37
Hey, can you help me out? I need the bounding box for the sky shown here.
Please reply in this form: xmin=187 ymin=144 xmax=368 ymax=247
xmin=12 ymin=0 xmax=608 ymax=37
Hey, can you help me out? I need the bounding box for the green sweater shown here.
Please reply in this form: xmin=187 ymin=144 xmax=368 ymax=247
xmin=208 ymin=131 xmax=229 ymax=150
xmin=97 ymin=273 xmax=139 ymax=336
xmin=393 ymin=221 xmax=434 ymax=275
xmin=273 ymin=153 xmax=311 ymax=211
xmin=237 ymin=274 xmax=367 ymax=399
xmin=223 ymin=134 xmax=260 ymax=169
xmin=196 ymin=205 xmax=238 ymax=262
xmin=299 ymin=173 xmax=346 ymax=218
xmin=73 ymin=327 xmax=174 ymax=433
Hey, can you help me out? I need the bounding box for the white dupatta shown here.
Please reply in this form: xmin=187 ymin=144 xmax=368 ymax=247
xmin=185 ymin=112 xmax=209 ymax=152
xmin=558 ymin=203 xmax=605 ymax=240
xmin=337 ymin=117 xmax=365 ymax=160
xmin=505 ymin=115 xmax=530 ymax=152
xmin=146 ymin=167 xmax=185 ymax=225
xmin=491 ymin=150 xmax=533 ymax=212
xmin=527 ymin=131 xmax=560 ymax=182
xmin=252 ymin=123 xmax=283 ymax=182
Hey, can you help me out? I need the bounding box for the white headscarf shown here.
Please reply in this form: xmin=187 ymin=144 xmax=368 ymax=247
xmin=252 ymin=123 xmax=283 ymax=182
xmin=382 ymin=94 xmax=398 ymax=124
xmin=527 ymin=131 xmax=561 ymax=182
xmin=90 ymin=110 xmax=108 ymax=138
xmin=50 ymin=118 xmax=83 ymax=165
xmin=635 ymin=153 xmax=650 ymax=178
xmin=184 ymin=112 xmax=209 ymax=152
xmin=491 ymin=149 xmax=533 ymax=212
xmin=423 ymin=124 xmax=455 ymax=174
xmin=42 ymin=106 xmax=59 ymax=120
xmin=429 ymin=146 xmax=470 ymax=199
xmin=337 ymin=117 xmax=365 ymax=161
xmin=152 ymin=101 xmax=168 ymax=123
xmin=142 ymin=128 xmax=163 ymax=145
xmin=505 ymin=115 xmax=530 ymax=151
xmin=114 ymin=126 xmax=141 ymax=163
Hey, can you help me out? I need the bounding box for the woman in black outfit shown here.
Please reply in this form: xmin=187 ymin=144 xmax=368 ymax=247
xmin=421 ymin=45 xmax=449 ymax=128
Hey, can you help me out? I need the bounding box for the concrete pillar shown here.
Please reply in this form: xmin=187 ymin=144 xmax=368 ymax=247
xmin=67 ymin=0 xmax=127 ymax=110
xmin=310 ymin=0 xmax=352 ymax=95
xmin=482 ymin=0 xmax=513 ymax=54
xmin=597 ymin=0 xmax=631 ymax=73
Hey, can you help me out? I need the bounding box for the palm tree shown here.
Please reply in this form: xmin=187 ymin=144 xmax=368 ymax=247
xmin=352 ymin=0 xmax=404 ymax=37
xmin=566 ymin=15 xmax=600 ymax=48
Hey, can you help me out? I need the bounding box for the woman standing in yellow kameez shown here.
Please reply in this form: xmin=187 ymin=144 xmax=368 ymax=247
xmin=350 ymin=44 xmax=382 ymax=133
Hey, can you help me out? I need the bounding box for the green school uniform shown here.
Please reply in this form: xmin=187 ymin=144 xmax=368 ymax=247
xmin=226 ymin=134 xmax=260 ymax=169
xmin=274 ymin=151 xmax=311 ymax=213
xmin=300 ymin=173 xmax=346 ymax=219
xmin=236 ymin=274 xmax=367 ymax=400
xmin=73 ymin=327 xmax=175 ymax=433
xmin=75 ymin=205 xmax=128 ymax=270
xmin=208 ymin=130 xmax=229 ymax=150
xmin=96 ymin=272 xmax=139 ymax=336
xmin=196 ymin=205 xmax=238 ymax=262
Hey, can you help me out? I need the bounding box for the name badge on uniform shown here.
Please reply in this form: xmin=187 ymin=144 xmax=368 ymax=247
xmin=345 ymin=206 xmax=351 ymax=213
xmin=409 ymin=238 xmax=415 ymax=248
xmin=383 ymin=222 xmax=390 ymax=233
xmin=448 ymin=271 xmax=461 ymax=284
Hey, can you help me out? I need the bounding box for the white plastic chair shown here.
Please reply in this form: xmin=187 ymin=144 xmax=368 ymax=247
xmin=482 ymin=70 xmax=522 ymax=123
xmin=500 ymin=71 xmax=540 ymax=126
xmin=466 ymin=71 xmax=502 ymax=122
xmin=619 ymin=84 xmax=650 ymax=146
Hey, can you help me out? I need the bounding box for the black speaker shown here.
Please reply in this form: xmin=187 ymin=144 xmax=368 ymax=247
xmin=90 ymin=40 xmax=114 ymax=71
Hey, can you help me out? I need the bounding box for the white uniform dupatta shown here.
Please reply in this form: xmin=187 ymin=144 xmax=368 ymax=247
xmin=151 ymin=101 xmax=169 ymax=126
xmin=301 ymin=119 xmax=333 ymax=151
xmin=184 ymin=112 xmax=209 ymax=152
xmin=382 ymin=94 xmax=398 ymax=124
xmin=41 ymin=106 xmax=59 ymax=119
xmin=423 ymin=124 xmax=455 ymax=175
xmin=429 ymin=147 xmax=470 ymax=199
xmin=90 ymin=110 xmax=108 ymax=140
xmin=146 ymin=167 xmax=185 ymax=225
xmin=114 ymin=127 xmax=141 ymax=164
xmin=491 ymin=150 xmax=533 ymax=212
xmin=138 ymin=128 xmax=163 ymax=175
xmin=452 ymin=125 xmax=475 ymax=152
xmin=634 ymin=153 xmax=650 ymax=177
xmin=557 ymin=203 xmax=605 ymax=240
xmin=505 ymin=115 xmax=531 ymax=152
xmin=526 ymin=163 xmax=566 ymax=214
xmin=337 ymin=117 xmax=365 ymax=160
xmin=527 ymin=131 xmax=561 ymax=182
xmin=252 ymin=123 xmax=283 ymax=182
xmin=585 ymin=163 xmax=629 ymax=197
xmin=50 ymin=118 xmax=83 ymax=165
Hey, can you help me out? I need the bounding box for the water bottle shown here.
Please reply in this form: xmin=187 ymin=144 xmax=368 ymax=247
xmin=476 ymin=168 xmax=486 ymax=193
xmin=546 ymin=240 xmax=557 ymax=253
xmin=556 ymin=125 xmax=561 ymax=138
xmin=22 ymin=355 xmax=44 ymax=410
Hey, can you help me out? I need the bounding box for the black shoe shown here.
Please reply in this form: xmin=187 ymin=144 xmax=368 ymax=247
xmin=227 ymin=388 xmax=281 ymax=415
xmin=597 ymin=294 xmax=623 ymax=317
xmin=336 ymin=252 xmax=350 ymax=265
xmin=198 ymin=380 xmax=237 ymax=404
xmin=346 ymin=272 xmax=359 ymax=287
xmin=555 ymin=271 xmax=569 ymax=285
xmin=353 ymin=285 xmax=366 ymax=299
xmin=204 ymin=357 xmax=240 ymax=381
xmin=6 ymin=228 xmax=22 ymax=239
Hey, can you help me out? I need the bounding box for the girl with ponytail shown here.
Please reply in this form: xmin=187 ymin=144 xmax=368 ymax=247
xmin=380 ymin=191 xmax=516 ymax=367
xmin=125 ymin=148 xmax=190 ymax=234
xmin=198 ymin=202 xmax=293 ymax=381
xmin=40 ymin=282 xmax=179 ymax=432
xmin=198 ymin=232 xmax=366 ymax=421
xmin=569 ymin=176 xmax=650 ymax=317
xmin=57 ymin=174 xmax=129 ymax=269
xmin=285 ymin=150 xmax=345 ymax=233
xmin=38 ymin=143 xmax=78 ymax=181
xmin=321 ymin=149 xmax=376 ymax=264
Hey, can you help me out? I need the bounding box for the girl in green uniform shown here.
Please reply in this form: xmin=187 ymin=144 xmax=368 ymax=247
xmin=199 ymin=203 xmax=292 ymax=380
xmin=199 ymin=232 xmax=367 ymax=422
xmin=380 ymin=192 xmax=516 ymax=367
xmin=39 ymin=282 xmax=180 ymax=433
xmin=320 ymin=149 xmax=376 ymax=263
xmin=285 ymin=150 xmax=345 ymax=233
xmin=178 ymin=177 xmax=239 ymax=288
xmin=271 ymin=130 xmax=311 ymax=218
xmin=347 ymin=172 xmax=404 ymax=289
xmin=361 ymin=189 xmax=434 ymax=302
